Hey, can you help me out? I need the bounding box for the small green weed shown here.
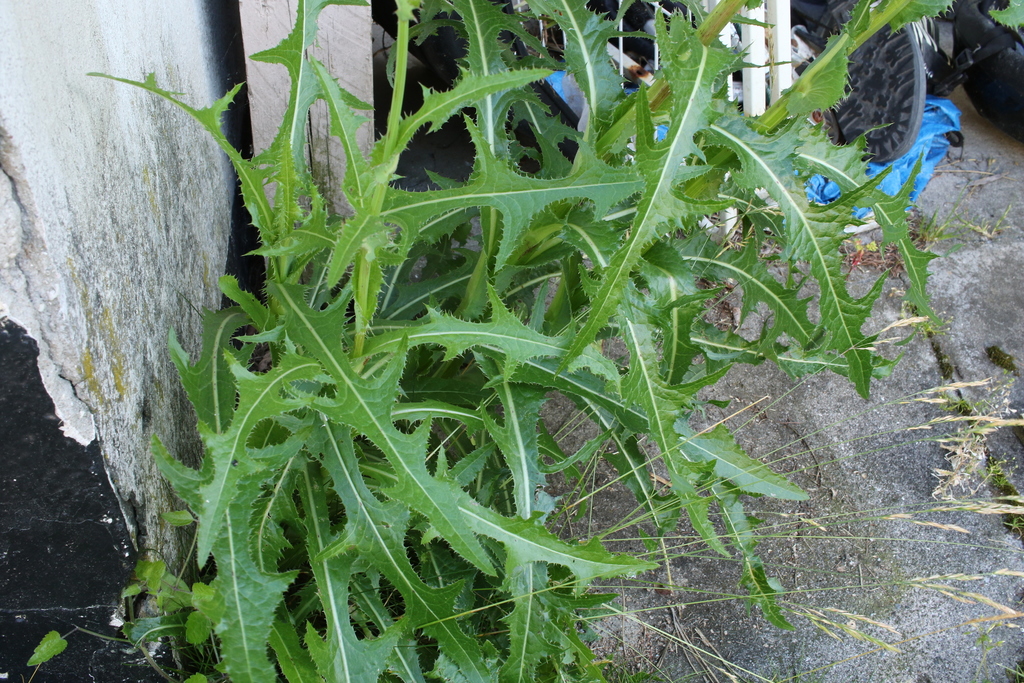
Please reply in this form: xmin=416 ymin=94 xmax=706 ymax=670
xmin=985 ymin=459 xmax=1024 ymax=539
xmin=911 ymin=198 xmax=965 ymax=246
xmin=964 ymin=203 xmax=1013 ymax=239
xmin=911 ymin=190 xmax=1013 ymax=246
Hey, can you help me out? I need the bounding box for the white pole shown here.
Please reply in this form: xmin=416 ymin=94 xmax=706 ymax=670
xmin=741 ymin=3 xmax=768 ymax=116
xmin=766 ymin=0 xmax=793 ymax=101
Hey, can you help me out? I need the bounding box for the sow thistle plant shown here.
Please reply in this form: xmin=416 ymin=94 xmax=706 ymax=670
xmin=87 ymin=0 xmax=979 ymax=679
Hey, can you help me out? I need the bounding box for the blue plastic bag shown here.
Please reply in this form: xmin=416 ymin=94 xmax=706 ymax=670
xmin=806 ymin=95 xmax=962 ymax=212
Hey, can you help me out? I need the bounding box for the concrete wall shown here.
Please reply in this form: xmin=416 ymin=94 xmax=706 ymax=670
xmin=1 ymin=1 xmax=374 ymax=673
xmin=0 ymin=0 xmax=239 ymax=565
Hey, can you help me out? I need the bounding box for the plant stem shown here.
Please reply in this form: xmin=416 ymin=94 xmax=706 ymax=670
xmin=757 ymin=32 xmax=852 ymax=130
xmin=697 ymin=0 xmax=749 ymax=46
xmin=382 ymin=16 xmax=411 ymax=166
xmin=137 ymin=644 xmax=181 ymax=683
xmin=350 ymin=13 xmax=414 ymax=352
xmin=758 ymin=0 xmax=917 ymax=130
xmin=353 ymin=247 xmax=373 ymax=356
xmin=366 ymin=11 xmax=413 ymax=220
xmin=73 ymin=626 xmax=132 ymax=643
xmin=597 ymin=0 xmax=743 ymax=156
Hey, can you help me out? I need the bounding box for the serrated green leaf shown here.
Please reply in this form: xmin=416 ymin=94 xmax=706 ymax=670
xmin=382 ymin=134 xmax=640 ymax=271
xmin=873 ymin=179 xmax=938 ymax=320
xmin=897 ymin=238 xmax=938 ymax=318
xmin=168 ymin=308 xmax=248 ymax=435
xmin=602 ymin=431 xmax=682 ymax=534
xmin=220 ymin=276 xmax=272 ymax=332
xmin=351 ymin=574 xmax=427 ymax=683
xmin=390 ymin=70 xmax=553 ymax=164
xmin=247 ymin=0 xmax=358 ymax=257
xmin=311 ymin=58 xmax=374 ymax=210
xmin=89 ymin=74 xmax=273 ymax=232
xmin=380 ymin=250 xmax=475 ymax=320
xmin=206 ymin=482 xmax=297 ymax=683
xmin=193 ymin=353 xmax=319 ymax=562
xmin=774 ymin=347 xmax=851 ymax=375
xmin=508 ymin=355 xmax=648 ymax=434
xmin=618 ymin=300 xmax=728 ymax=553
xmin=185 ymin=609 xmax=213 ymax=645
xmin=719 ymin=488 xmax=794 ymax=629
xmin=314 ymin=421 xmax=493 ymax=683
xmin=512 ymin=99 xmax=577 ymax=179
xmin=558 ymin=205 xmax=624 ymax=269
xmin=564 ymin=20 xmax=736 ymax=365
xmin=298 ymin=459 xmax=400 ymax=683
xmin=269 ymin=616 xmax=324 ymax=683
xmin=783 ymin=32 xmax=850 ymax=117
xmin=708 ymin=115 xmax=881 ymax=396
xmin=27 ymin=631 xmax=67 ymax=666
xmin=254 ymin=203 xmax=335 ymax=292
xmin=523 ymin=0 xmax=623 ymax=139
xmin=539 ymin=427 xmax=610 ymax=475
xmin=991 ymin=0 xmax=1024 ymax=27
xmin=365 ymin=293 xmax=620 ymax=383
xmin=482 ymin=379 xmax=547 ymax=518
xmin=638 ymin=247 xmax=711 ymax=384
xmin=254 ymin=457 xmax=302 ymax=573
xmin=673 ymin=235 xmax=817 ymax=348
xmin=678 ymin=423 xmax=807 ymax=500
xmin=251 ymin=0 xmax=367 ymax=171
xmin=499 ymin=562 xmax=562 ymax=683
xmin=874 ymin=0 xmax=952 ymax=31
xmin=392 ymin=400 xmax=484 ymax=432
xmin=365 ymin=304 xmax=566 ymax=363
xmin=324 ymin=212 xmax=390 ymax=291
xmin=795 ymin=108 xmax=871 ymax=184
xmin=460 ymin=505 xmax=656 ymax=583
xmin=691 ymin=325 xmax=767 ymax=368
xmin=274 ymin=283 xmax=496 ymax=573
xmin=451 ymin=0 xmax=539 ymax=151
xmin=621 ymin=313 xmax=689 ymax=466
xmin=797 ymin=128 xmax=938 ymax=320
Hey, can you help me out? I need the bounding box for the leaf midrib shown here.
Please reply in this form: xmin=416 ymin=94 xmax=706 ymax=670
xmin=710 ymin=123 xmax=858 ymax=349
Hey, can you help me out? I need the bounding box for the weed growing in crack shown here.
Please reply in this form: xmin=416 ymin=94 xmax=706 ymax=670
xmin=27 ymin=0 xmax=1024 ymax=679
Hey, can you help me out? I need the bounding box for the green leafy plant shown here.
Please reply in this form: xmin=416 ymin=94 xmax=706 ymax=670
xmin=88 ymin=0 xmax=971 ymax=678
xmin=23 ymin=631 xmax=68 ymax=683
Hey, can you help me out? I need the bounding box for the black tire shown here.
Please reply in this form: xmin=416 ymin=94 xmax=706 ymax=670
xmin=955 ymin=0 xmax=1024 ymax=144
xmin=836 ymin=24 xmax=927 ymax=162
xmin=794 ymin=0 xmax=927 ymax=162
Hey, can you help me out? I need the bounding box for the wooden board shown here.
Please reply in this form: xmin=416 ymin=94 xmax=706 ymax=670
xmin=239 ymin=0 xmax=374 ymax=214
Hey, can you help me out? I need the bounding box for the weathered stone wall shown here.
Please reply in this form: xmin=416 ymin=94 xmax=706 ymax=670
xmin=1 ymin=0 xmax=374 ymax=675
xmin=0 ymin=0 xmax=239 ymax=567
